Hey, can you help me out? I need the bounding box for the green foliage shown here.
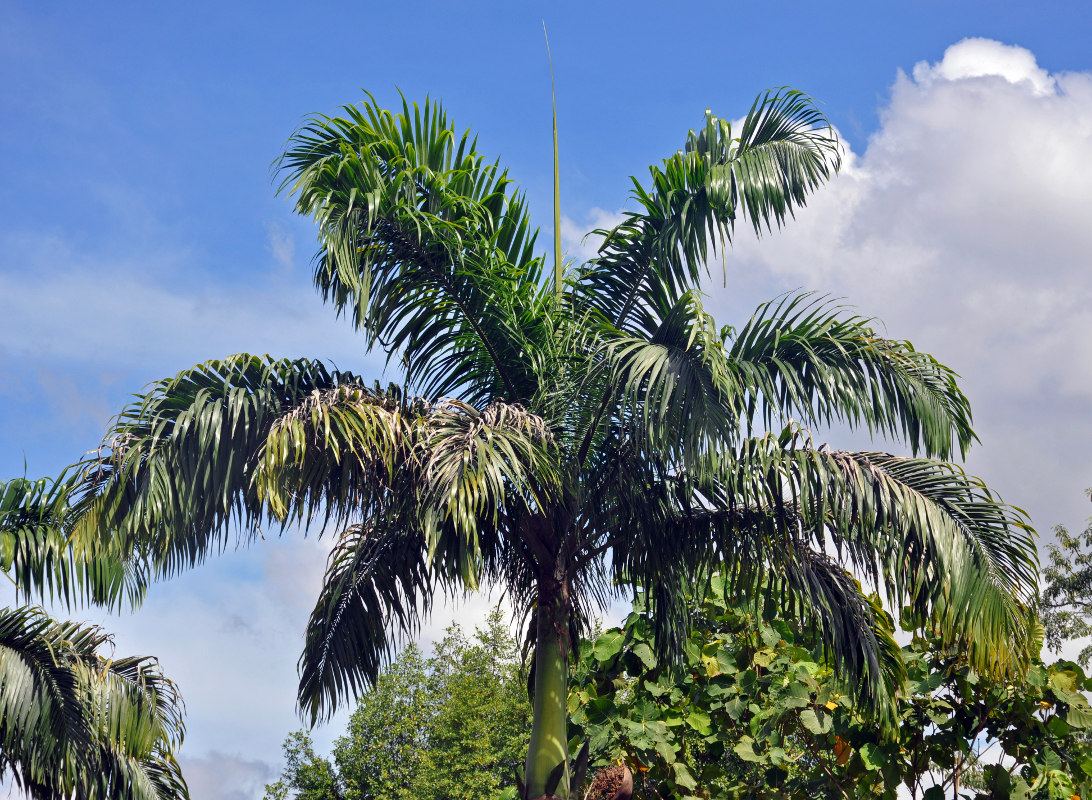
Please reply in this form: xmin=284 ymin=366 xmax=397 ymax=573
xmin=0 ymin=605 xmax=188 ymax=800
xmin=263 ymin=732 xmax=340 ymax=800
xmin=1042 ymin=489 xmax=1092 ymax=667
xmin=265 ymin=608 xmax=530 ymax=800
xmin=571 ymin=586 xmax=1092 ymax=800
xmin=0 ymin=476 xmax=188 ymax=799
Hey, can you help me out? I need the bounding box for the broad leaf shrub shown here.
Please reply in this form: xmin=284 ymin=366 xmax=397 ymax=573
xmin=569 ymin=584 xmax=1092 ymax=800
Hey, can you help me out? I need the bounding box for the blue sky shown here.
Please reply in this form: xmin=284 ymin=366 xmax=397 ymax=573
xmin=3 ymin=2 xmax=1092 ymax=797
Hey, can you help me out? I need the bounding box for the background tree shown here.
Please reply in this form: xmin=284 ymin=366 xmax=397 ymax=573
xmin=35 ymin=91 xmax=1037 ymax=798
xmin=1042 ymin=489 xmax=1092 ymax=667
xmin=264 ymin=609 xmax=529 ymax=800
xmin=263 ymin=732 xmax=341 ymax=800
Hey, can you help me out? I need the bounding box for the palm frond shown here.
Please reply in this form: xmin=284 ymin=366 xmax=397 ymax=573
xmin=729 ymin=293 xmax=976 ymax=459
xmin=698 ymin=88 xmax=842 ymax=237
xmin=297 ymin=521 xmax=437 ymax=724
xmin=420 ymin=400 xmax=558 ymax=583
xmin=277 ymin=93 xmax=546 ymax=405
xmin=74 ymin=655 xmax=187 ymax=800
xmin=0 ymin=475 xmax=145 ymax=611
xmin=254 ymin=381 xmax=420 ymax=527
xmin=602 ymin=291 xmax=738 ymax=461
xmin=707 ymin=431 xmax=1036 ymax=675
xmin=0 ymin=607 xmax=94 ymax=785
xmin=0 ymin=607 xmax=187 ymax=800
xmin=68 ymin=355 xmax=390 ymax=577
xmin=575 ymin=89 xmax=841 ymax=335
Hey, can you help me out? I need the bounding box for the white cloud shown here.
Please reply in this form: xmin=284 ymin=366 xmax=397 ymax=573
xmin=709 ymin=38 xmax=1092 ymax=533
xmin=560 ymin=207 xmax=625 ymax=265
xmin=265 ymin=222 xmax=296 ymax=273
xmin=912 ymin=37 xmax=1057 ymax=96
xmin=0 ymin=231 xmax=379 ymax=376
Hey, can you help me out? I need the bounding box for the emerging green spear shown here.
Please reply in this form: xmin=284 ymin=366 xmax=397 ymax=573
xmin=544 ymin=22 xmax=562 ymax=299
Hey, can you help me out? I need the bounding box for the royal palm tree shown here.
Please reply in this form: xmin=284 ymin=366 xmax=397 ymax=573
xmin=0 ymin=476 xmax=188 ymax=800
xmin=48 ymin=91 xmax=1034 ymax=798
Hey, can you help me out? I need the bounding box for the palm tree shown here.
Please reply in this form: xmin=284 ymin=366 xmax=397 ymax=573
xmin=49 ymin=91 xmax=1034 ymax=799
xmin=0 ymin=476 xmax=188 ymax=799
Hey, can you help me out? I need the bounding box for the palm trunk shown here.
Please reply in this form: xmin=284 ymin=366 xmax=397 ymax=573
xmin=524 ymin=591 xmax=570 ymax=799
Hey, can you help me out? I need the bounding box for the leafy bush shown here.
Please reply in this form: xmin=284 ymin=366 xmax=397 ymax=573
xmin=570 ymin=584 xmax=1092 ymax=799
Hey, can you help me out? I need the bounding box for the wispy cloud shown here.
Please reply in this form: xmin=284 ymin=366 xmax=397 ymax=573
xmin=265 ymin=221 xmax=296 ymax=273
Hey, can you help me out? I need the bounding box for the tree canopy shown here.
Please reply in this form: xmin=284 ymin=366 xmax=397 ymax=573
xmin=571 ymin=584 xmax=1092 ymax=800
xmin=1042 ymin=489 xmax=1092 ymax=667
xmin=264 ymin=609 xmax=529 ymax=800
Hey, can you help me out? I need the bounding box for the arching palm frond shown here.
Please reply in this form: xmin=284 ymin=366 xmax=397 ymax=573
xmin=68 ymin=355 xmax=393 ymax=577
xmin=419 ymin=400 xmax=559 ymax=585
xmin=601 ymin=291 xmax=738 ymax=462
xmin=579 ymin=422 xmax=1033 ymax=725
xmin=297 ymin=520 xmax=437 ymax=725
xmin=0 ymin=476 xmax=144 ymax=611
xmin=709 ymin=432 xmax=1036 ymax=675
xmin=576 ymin=89 xmax=841 ymax=336
xmin=54 ymin=351 xmax=559 ymax=727
xmin=294 ymin=399 xmax=558 ymax=722
xmin=75 ymin=655 xmax=187 ymax=800
xmin=728 ymin=293 xmax=976 ymax=459
xmin=0 ymin=607 xmax=94 ymax=788
xmin=277 ymin=94 xmax=547 ymax=407
xmin=699 ymin=89 xmax=842 ymax=237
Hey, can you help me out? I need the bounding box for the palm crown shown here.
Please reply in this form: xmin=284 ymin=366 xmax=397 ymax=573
xmin=0 ymin=476 xmax=187 ymax=799
xmin=51 ymin=90 xmax=1035 ymax=798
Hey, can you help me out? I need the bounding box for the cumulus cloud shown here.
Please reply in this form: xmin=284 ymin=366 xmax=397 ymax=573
xmin=560 ymin=207 xmax=625 ymax=264
xmin=711 ymin=38 xmax=1092 ymax=532
xmin=912 ymin=37 xmax=1057 ymax=96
